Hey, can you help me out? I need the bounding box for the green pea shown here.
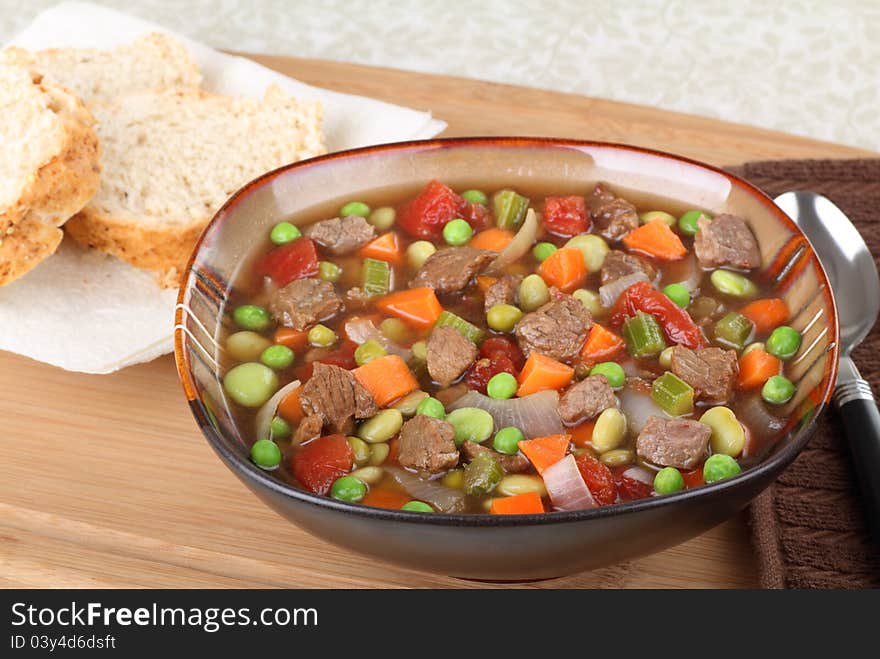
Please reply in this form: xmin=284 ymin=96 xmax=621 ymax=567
xmin=318 ymin=260 xmax=342 ymax=282
xmin=330 ymin=475 xmax=367 ymax=502
xmin=260 ymin=344 xmax=295 ymax=370
xmin=653 ymin=466 xmax=684 ymax=494
xmin=703 ymin=453 xmax=742 ymax=483
xmin=223 ymin=362 xmax=278 ymax=408
xmin=341 ymin=201 xmax=370 ymax=218
xmin=308 ymin=324 xmax=337 ymax=347
xmin=493 ymin=426 xmax=524 ymax=455
xmin=710 ymin=269 xmax=757 ymax=298
xmin=358 ymin=408 xmax=404 ymax=444
xmin=401 ymin=500 xmax=434 ymax=512
xmin=250 ymin=439 xmax=281 ymax=470
xmin=354 ymin=339 xmax=387 ymax=366
xmin=679 ymin=209 xmax=711 ymax=236
xmin=486 ymin=303 xmax=523 ymax=333
xmin=487 ymin=372 xmax=518 ymax=400
xmin=532 ymin=242 xmax=558 ymax=262
xmin=766 ymin=326 xmax=802 ymax=360
xmin=416 ymin=396 xmax=446 ymax=419
xmin=640 ymin=211 xmax=677 ymax=226
xmin=518 ymin=274 xmax=550 ymax=312
xmin=368 ymin=206 xmax=396 ymax=230
xmin=461 ymin=189 xmax=488 ymax=205
xmin=380 ymin=317 xmax=412 ymax=343
xmin=225 ymin=330 xmax=272 ymax=362
xmin=572 ymin=288 xmax=603 ymax=316
xmin=270 ymin=416 xmax=291 ymax=440
xmin=662 ymin=282 xmax=690 ymax=308
xmin=589 ymin=361 xmax=625 ymax=388
xmin=565 ymin=234 xmax=609 ymax=273
xmin=269 ymin=221 xmax=301 ymax=245
xmin=406 ymin=240 xmax=437 ymax=269
xmin=446 ymin=407 xmax=494 ymax=447
xmin=233 ymin=304 xmax=272 ymax=331
xmin=442 ymin=218 xmax=473 ymax=246
xmin=762 ymin=375 xmax=796 ymax=405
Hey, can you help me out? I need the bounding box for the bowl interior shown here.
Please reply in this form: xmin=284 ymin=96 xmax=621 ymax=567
xmin=174 ymin=138 xmax=838 ymax=523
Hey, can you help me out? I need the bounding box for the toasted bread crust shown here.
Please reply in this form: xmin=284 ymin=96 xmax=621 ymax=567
xmin=65 ymin=209 xmax=207 ymax=288
xmin=0 ymin=72 xmax=101 ymax=285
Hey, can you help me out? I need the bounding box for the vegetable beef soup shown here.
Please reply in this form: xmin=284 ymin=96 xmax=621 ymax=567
xmin=222 ymin=180 xmax=798 ymax=514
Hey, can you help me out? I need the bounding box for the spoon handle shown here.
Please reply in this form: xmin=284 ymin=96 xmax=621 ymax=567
xmin=835 ymin=373 xmax=880 ymax=544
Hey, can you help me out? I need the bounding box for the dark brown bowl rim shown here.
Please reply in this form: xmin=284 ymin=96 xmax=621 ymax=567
xmin=174 ymin=136 xmax=839 ymax=527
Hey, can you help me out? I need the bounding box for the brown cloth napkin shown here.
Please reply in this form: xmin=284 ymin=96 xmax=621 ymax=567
xmin=728 ymin=159 xmax=880 ymax=588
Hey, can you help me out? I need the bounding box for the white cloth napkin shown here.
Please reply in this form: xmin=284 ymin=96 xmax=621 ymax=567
xmin=0 ymin=1 xmax=446 ymax=374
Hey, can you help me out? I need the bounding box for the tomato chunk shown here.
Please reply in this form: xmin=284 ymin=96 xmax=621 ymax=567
xmin=479 ymin=336 xmax=525 ymax=370
xmin=461 ymin=201 xmax=492 ymax=233
xmin=293 ymin=340 xmax=358 ymax=381
xmin=610 ymin=281 xmax=705 ymax=349
xmin=397 ymin=180 xmax=466 ymax=239
xmin=254 ymin=237 xmax=319 ymax=286
xmin=291 ymin=435 xmax=353 ymax=495
xmin=613 ymin=468 xmax=653 ymax=501
xmin=575 ymin=453 xmax=618 ymax=506
xmin=465 ymin=355 xmax=517 ymax=394
xmin=542 ymin=195 xmax=589 ymax=237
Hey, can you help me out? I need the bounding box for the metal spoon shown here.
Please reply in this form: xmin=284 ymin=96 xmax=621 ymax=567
xmin=775 ymin=191 xmax=880 ymax=542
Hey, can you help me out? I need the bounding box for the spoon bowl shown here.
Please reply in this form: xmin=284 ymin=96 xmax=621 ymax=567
xmin=775 ymin=191 xmax=880 ymax=355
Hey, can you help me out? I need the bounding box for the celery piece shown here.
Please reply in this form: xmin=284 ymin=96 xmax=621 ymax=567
xmin=435 ymin=310 xmax=484 ymax=344
xmin=714 ymin=312 xmax=754 ymax=349
xmin=492 ymin=189 xmax=530 ymax=230
xmin=651 ymin=371 xmax=695 ymax=416
xmin=622 ymin=311 xmax=667 ymax=358
xmin=361 ymin=257 xmax=391 ymax=296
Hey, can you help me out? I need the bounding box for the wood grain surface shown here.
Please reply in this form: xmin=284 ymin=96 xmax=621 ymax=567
xmin=2 ymin=55 xmax=875 ymax=590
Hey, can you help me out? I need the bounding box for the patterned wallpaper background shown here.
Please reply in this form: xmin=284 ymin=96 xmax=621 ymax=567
xmin=1 ymin=0 xmax=877 ymax=150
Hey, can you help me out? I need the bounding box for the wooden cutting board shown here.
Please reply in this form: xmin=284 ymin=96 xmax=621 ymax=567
xmin=2 ymin=54 xmax=875 ymax=589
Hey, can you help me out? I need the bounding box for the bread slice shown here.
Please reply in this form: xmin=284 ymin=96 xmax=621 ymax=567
xmin=0 ymin=64 xmax=101 ymax=286
xmin=1 ymin=33 xmax=201 ymax=105
xmin=66 ymin=85 xmax=325 ymax=287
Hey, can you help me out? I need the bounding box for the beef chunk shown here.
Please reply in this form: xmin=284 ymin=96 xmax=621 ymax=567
xmin=410 ymin=246 xmax=495 ymax=293
xmin=588 ymin=183 xmax=639 ymax=242
xmin=292 ymin=413 xmax=323 ymax=445
xmin=398 ymin=415 xmax=459 ymax=474
xmin=484 ymin=274 xmax=522 ymax=312
xmin=558 ymin=374 xmax=617 ymax=424
xmin=670 ymin=346 xmax=738 ymax=403
xmin=300 ymin=362 xmax=378 ymax=433
xmin=694 ymin=214 xmax=760 ymax=269
xmin=600 ymin=250 xmax=657 ymax=286
xmin=303 ymin=216 xmax=376 ymax=255
xmin=461 ymin=440 xmax=530 ymax=474
xmin=515 ymin=293 xmax=592 ymax=362
xmin=269 ymin=278 xmax=343 ymax=331
xmin=426 ymin=326 xmax=477 ymax=387
xmin=636 ymin=416 xmax=711 ymax=470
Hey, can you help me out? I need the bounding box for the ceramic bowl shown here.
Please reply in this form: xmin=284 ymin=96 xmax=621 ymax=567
xmin=174 ymin=138 xmax=838 ymax=580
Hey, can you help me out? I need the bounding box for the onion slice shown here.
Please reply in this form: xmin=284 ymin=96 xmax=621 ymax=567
xmin=485 ymin=208 xmax=538 ymax=274
xmin=617 ymin=384 xmax=666 ymax=435
xmin=385 ymin=466 xmax=466 ymax=513
xmin=255 ymin=380 xmax=301 ymax=442
xmin=449 ymin=389 xmax=563 ymax=438
xmin=599 ymin=272 xmax=649 ymax=308
xmin=343 ymin=316 xmax=411 ymax=360
xmin=543 ymin=454 xmax=596 ymax=511
xmin=621 ymin=465 xmax=655 ymax=486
